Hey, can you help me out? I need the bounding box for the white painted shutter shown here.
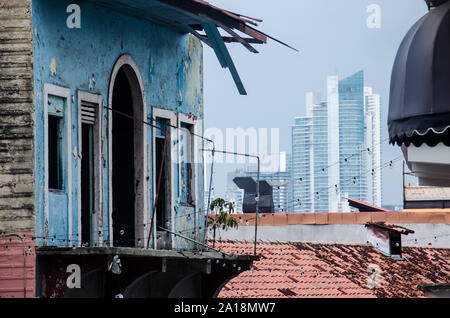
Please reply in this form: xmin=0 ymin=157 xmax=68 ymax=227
xmin=81 ymin=102 xmax=96 ymax=125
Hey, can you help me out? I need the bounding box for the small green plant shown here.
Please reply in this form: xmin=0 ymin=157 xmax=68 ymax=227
xmin=208 ymin=198 xmax=238 ymax=248
xmin=208 ymin=198 xmax=238 ymax=231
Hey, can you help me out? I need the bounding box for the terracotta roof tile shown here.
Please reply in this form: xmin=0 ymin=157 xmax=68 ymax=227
xmin=212 ymin=240 xmax=450 ymax=298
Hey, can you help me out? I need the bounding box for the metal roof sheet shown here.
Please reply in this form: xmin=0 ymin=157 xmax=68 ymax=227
xmin=85 ymin=0 xmax=296 ymax=95
xmin=86 ymin=0 xmax=294 ymax=49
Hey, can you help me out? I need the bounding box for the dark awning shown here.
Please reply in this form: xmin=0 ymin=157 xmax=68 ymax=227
xmin=388 ymin=1 xmax=450 ymax=146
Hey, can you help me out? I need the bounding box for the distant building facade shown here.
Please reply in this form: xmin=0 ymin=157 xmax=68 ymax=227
xmin=224 ymin=172 xmax=244 ymax=214
xmin=291 ymin=71 xmax=382 ymax=212
xmin=364 ymin=87 xmax=383 ymax=207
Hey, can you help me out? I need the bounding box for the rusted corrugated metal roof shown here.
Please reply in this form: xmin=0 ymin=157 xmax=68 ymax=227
xmin=190 ymin=0 xmax=263 ymax=27
xmin=405 ymin=186 xmax=450 ymax=201
xmin=214 ymin=240 xmax=450 ymax=298
xmin=87 ymin=0 xmax=296 ymax=95
xmin=88 ymin=0 xmax=275 ymax=43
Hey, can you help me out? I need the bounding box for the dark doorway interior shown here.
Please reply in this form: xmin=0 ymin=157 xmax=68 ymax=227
xmin=155 ymin=137 xmax=167 ymax=229
xmin=81 ymin=123 xmax=94 ymax=246
xmin=112 ymin=68 xmax=135 ymax=247
xmin=48 ymin=115 xmax=63 ymax=190
xmin=155 ymin=118 xmax=171 ymax=249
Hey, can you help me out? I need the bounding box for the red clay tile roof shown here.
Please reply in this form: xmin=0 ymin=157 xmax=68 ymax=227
xmin=213 ymin=240 xmax=450 ymax=298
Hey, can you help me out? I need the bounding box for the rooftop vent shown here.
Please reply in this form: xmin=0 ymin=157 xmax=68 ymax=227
xmin=233 ymin=177 xmax=274 ymax=213
xmin=365 ymin=222 xmax=414 ymax=259
xmin=419 ymin=283 xmax=450 ymax=298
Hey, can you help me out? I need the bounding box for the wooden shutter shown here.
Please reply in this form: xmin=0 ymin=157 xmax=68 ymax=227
xmin=81 ymin=101 xmax=96 ymax=125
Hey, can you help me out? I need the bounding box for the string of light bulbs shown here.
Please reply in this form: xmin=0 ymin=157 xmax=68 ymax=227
xmin=306 ymin=137 xmax=390 ymax=182
xmin=287 ymin=155 xmax=403 ymax=210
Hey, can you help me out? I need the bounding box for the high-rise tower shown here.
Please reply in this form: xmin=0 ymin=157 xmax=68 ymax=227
xmin=291 ymin=71 xmax=382 ymax=212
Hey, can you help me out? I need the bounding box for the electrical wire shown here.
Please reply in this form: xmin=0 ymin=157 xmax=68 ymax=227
xmin=104 ymin=105 xmax=216 ymax=250
xmin=309 ymin=137 xmax=389 ymax=176
xmin=283 ymin=155 xmax=403 ymax=210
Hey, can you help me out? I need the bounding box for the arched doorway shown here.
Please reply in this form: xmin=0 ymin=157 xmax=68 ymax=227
xmin=108 ymin=55 xmax=148 ymax=247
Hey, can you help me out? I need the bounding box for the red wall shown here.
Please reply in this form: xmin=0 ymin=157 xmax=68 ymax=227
xmin=0 ymin=232 xmax=35 ymax=298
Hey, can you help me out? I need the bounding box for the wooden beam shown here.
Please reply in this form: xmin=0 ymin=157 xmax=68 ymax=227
xmin=218 ymin=23 xmax=259 ymax=54
xmin=184 ymin=24 xmax=212 ymax=48
xmin=221 ymin=36 xmax=264 ymax=44
xmin=203 ymin=24 xmax=247 ymax=95
xmin=203 ymin=24 xmax=227 ymax=68
xmin=157 ymin=0 xmax=268 ymax=43
xmin=198 ymin=35 xmax=263 ymax=44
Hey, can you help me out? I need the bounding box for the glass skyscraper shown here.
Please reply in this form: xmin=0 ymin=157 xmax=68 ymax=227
xmin=291 ymin=70 xmax=382 ymax=212
xmin=292 ymin=116 xmax=314 ymax=212
xmin=364 ymin=87 xmax=382 ymax=207
xmin=338 ymin=70 xmax=366 ymax=202
xmin=311 ymin=96 xmax=329 ymax=212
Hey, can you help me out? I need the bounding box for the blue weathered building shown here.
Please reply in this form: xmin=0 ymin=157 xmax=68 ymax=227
xmin=0 ymin=0 xmax=287 ymax=297
xmin=33 ymin=0 xmax=206 ymax=251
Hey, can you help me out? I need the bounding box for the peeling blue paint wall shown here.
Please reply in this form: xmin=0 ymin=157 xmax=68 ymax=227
xmin=33 ymin=0 xmax=204 ymax=249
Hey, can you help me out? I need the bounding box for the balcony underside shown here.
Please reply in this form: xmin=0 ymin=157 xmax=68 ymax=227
xmin=36 ymin=247 xmax=256 ymax=298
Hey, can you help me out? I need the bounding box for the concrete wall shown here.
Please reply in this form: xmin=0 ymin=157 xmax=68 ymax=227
xmin=31 ymin=0 xmax=204 ymax=248
xmin=0 ymin=0 xmax=35 ymax=233
xmin=211 ymin=223 xmax=450 ymax=247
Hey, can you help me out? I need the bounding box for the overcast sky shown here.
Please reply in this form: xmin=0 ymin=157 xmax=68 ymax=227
xmin=202 ymin=0 xmax=427 ymax=206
